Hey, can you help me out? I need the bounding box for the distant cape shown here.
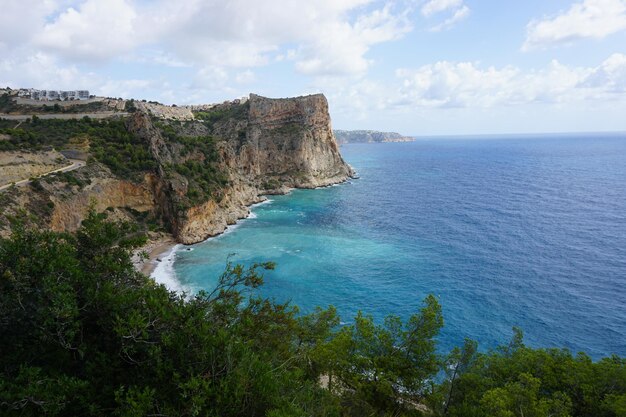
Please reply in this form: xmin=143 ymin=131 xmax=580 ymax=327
xmin=333 ymin=129 xmax=414 ymax=144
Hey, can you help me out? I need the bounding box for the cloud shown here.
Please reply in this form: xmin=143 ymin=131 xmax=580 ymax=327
xmin=11 ymin=0 xmax=416 ymax=79
xmin=36 ymin=0 xmax=142 ymax=61
xmin=235 ymin=70 xmax=256 ymax=84
xmin=421 ymin=0 xmax=463 ymax=17
xmin=0 ymin=0 xmax=59 ymax=48
xmin=420 ymin=0 xmax=469 ymax=31
xmin=429 ymin=5 xmax=470 ymax=32
xmin=0 ymin=50 xmax=93 ymax=90
xmin=97 ymin=79 xmax=155 ymax=99
xmin=295 ymin=4 xmax=412 ymax=76
xmin=315 ymin=76 xmax=392 ymax=120
xmin=191 ymin=66 xmax=230 ymax=90
xmin=523 ymin=0 xmax=626 ymax=51
xmin=394 ymin=54 xmax=626 ymax=108
xmin=580 ymin=53 xmax=626 ymax=93
xmin=160 ymin=0 xmax=413 ymax=76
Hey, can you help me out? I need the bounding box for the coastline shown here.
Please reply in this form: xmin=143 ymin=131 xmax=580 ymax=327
xmin=132 ymin=233 xmax=178 ymax=277
xmin=133 ymin=198 xmax=276 ymax=287
xmin=135 ymin=174 xmax=356 ymax=290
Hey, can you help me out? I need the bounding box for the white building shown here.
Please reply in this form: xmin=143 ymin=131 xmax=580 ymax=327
xmin=43 ymin=90 xmax=60 ymax=100
xmin=17 ymin=88 xmax=91 ymax=101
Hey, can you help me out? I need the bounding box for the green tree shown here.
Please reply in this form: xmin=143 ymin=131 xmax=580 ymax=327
xmin=326 ymin=295 xmax=443 ymax=415
xmin=436 ymin=329 xmax=625 ymax=417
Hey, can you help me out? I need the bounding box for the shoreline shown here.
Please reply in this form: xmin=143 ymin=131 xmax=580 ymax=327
xmin=132 ymin=233 xmax=178 ymax=277
xmin=133 ymin=198 xmax=277 ymax=282
xmin=135 ymin=174 xmax=356 ymax=288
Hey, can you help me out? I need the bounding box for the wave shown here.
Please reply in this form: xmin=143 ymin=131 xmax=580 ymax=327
xmin=151 ymin=244 xmax=190 ymax=293
xmin=151 ymin=198 xmax=274 ymax=292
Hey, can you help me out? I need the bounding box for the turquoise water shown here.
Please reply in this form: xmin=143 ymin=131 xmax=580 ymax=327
xmin=170 ymin=135 xmax=626 ymax=358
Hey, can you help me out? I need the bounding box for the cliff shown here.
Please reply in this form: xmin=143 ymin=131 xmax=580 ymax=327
xmin=334 ymin=129 xmax=414 ymax=144
xmin=131 ymin=93 xmax=353 ymax=243
xmin=0 ymin=93 xmax=354 ymax=245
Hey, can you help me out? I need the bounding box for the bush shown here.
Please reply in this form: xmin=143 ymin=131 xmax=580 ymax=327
xmin=0 ymin=118 xmax=156 ymax=180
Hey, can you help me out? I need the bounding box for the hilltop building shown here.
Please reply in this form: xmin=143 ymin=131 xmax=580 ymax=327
xmin=16 ymin=88 xmax=91 ymax=101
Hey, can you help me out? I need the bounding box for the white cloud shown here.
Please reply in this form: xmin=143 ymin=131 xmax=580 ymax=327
xmin=0 ymin=47 xmax=174 ymax=103
xmin=0 ymin=50 xmax=92 ymax=89
xmin=394 ymin=54 xmax=626 ymax=108
xmin=158 ymin=0 xmax=412 ymax=76
xmin=0 ymin=0 xmax=59 ymax=48
xmin=420 ymin=0 xmax=469 ymax=31
xmin=295 ymin=4 xmax=412 ymax=76
xmin=36 ymin=0 xmax=143 ymax=61
xmin=429 ymin=5 xmax=470 ymax=32
xmin=97 ymin=79 xmax=154 ymax=99
xmin=192 ymin=66 xmax=230 ymax=90
xmin=523 ymin=0 xmax=626 ymax=51
xmin=20 ymin=0 xmax=414 ymax=77
xmin=129 ymin=50 xmax=190 ymax=68
xmin=421 ymin=0 xmax=463 ymax=17
xmin=580 ymin=53 xmax=626 ymax=93
xmin=316 ymin=76 xmax=392 ymax=120
xmin=235 ymin=70 xmax=256 ymax=84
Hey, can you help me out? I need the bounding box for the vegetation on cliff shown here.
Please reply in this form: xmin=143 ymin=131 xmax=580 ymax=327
xmin=0 ymin=114 xmax=234 ymax=240
xmin=0 ymin=117 xmax=155 ymax=180
xmin=193 ymin=100 xmax=250 ymax=131
xmin=156 ymin=120 xmax=229 ymax=206
xmin=0 ymin=215 xmax=624 ymax=417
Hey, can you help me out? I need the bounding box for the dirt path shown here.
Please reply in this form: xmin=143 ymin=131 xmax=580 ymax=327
xmin=0 ymin=159 xmax=86 ymax=191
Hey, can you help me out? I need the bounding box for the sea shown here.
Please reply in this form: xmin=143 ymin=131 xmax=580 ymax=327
xmin=156 ymin=133 xmax=626 ymax=359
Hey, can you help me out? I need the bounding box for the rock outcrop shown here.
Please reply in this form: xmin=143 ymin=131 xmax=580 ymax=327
xmin=48 ymin=165 xmax=155 ymax=232
xmin=0 ymin=163 xmax=155 ymax=238
xmin=334 ymin=129 xmax=414 ymax=144
xmin=0 ymin=93 xmax=354 ymax=245
xmin=245 ymin=94 xmax=352 ymax=187
xmin=132 ymin=93 xmax=354 ymax=244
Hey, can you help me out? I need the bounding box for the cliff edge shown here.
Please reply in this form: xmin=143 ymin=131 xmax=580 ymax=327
xmin=0 ymin=93 xmax=354 ymax=245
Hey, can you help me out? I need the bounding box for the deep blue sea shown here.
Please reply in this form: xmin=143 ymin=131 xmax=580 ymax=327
xmin=165 ymin=134 xmax=626 ymax=358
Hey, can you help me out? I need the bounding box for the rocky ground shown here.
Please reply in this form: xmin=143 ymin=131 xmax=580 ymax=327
xmin=0 ymin=150 xmax=69 ymax=186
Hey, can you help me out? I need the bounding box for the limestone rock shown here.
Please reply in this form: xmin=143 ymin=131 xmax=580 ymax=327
xmin=0 ymin=93 xmax=354 ymax=245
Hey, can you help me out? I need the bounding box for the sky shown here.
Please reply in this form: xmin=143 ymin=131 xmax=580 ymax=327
xmin=1 ymin=0 xmax=626 ymax=135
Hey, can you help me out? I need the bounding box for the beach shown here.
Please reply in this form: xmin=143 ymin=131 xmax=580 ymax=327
xmin=132 ymin=233 xmax=177 ymax=276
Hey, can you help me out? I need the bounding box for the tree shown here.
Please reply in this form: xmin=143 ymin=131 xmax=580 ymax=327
xmin=326 ymin=295 xmax=444 ymax=415
xmin=430 ymin=338 xmax=478 ymax=415
xmin=0 ymin=212 xmax=338 ymax=416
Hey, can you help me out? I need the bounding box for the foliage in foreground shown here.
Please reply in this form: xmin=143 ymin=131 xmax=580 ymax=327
xmin=0 ymin=214 xmax=624 ymax=417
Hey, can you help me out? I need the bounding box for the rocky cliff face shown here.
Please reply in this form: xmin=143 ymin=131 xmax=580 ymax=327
xmin=245 ymin=94 xmax=352 ymax=187
xmin=0 ymin=163 xmax=156 ymax=238
xmin=48 ymin=166 xmax=155 ymax=232
xmin=0 ymin=93 xmax=353 ymax=245
xmin=131 ymin=93 xmax=353 ymax=244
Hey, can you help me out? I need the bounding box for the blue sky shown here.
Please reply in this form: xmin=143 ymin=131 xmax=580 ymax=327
xmin=1 ymin=0 xmax=626 ymax=135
